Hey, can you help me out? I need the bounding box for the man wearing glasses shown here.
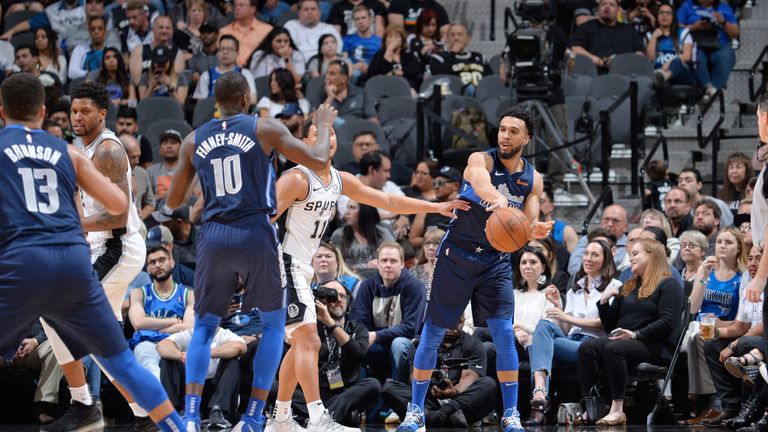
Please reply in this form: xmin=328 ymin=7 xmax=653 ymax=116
xmin=409 ymin=166 xmax=463 ymax=246
xmin=192 ymin=34 xmax=257 ymax=102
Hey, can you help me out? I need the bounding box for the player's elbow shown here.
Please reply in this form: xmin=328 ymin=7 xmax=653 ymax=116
xmin=105 ymin=192 xmax=129 ymax=216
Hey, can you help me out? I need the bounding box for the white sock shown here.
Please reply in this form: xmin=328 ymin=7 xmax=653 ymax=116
xmin=129 ymin=402 xmax=148 ymax=417
xmin=274 ymin=400 xmax=292 ymax=422
xmin=69 ymin=385 xmax=93 ymax=406
xmin=307 ymin=400 xmax=325 ymax=425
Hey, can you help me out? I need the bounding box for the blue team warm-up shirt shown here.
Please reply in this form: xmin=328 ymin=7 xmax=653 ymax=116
xmin=0 ymin=126 xmax=85 ymax=251
xmin=129 ymin=283 xmax=190 ymax=348
xmin=446 ymin=148 xmax=534 ymax=251
xmin=193 ymin=114 xmax=277 ymax=223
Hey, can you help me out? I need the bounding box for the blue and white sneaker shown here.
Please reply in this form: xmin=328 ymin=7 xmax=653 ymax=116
xmin=183 ymin=416 xmax=201 ymax=432
xmin=501 ymin=408 xmax=525 ymax=432
xmin=233 ymin=415 xmax=267 ymax=432
xmin=395 ymin=403 xmax=425 ymax=432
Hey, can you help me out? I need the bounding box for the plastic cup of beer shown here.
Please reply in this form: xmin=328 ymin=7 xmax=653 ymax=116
xmin=700 ymin=313 xmax=717 ymax=340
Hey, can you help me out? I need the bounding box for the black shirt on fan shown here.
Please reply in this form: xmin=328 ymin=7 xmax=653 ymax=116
xmin=428 ymin=51 xmax=490 ymax=87
xmin=387 ymin=0 xmax=450 ymax=33
xmin=329 ymin=0 xmax=388 ymax=35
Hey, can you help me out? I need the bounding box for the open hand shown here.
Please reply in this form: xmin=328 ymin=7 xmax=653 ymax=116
xmin=531 ymin=220 xmax=555 ymax=239
xmin=437 ymin=199 xmax=471 ymax=218
xmin=485 ymin=196 xmax=509 ymax=212
xmin=315 ymin=104 xmax=337 ymax=128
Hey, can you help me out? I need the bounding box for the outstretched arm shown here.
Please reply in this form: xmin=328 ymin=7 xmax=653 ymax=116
xmin=340 ymin=171 xmax=469 ymax=218
xmin=165 ymin=132 xmax=197 ymax=210
xmin=463 ymin=151 xmax=506 ymax=210
xmin=79 ymin=140 xmax=130 ymax=231
xmin=69 ymin=146 xmax=127 ymax=216
xmin=257 ymin=104 xmax=337 ymax=170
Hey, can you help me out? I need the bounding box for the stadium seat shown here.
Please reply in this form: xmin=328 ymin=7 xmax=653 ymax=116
xmin=475 ymin=75 xmax=508 ymax=102
xmin=572 ymin=54 xmax=598 ymax=78
xmin=488 ymin=54 xmax=503 ymax=75
xmin=377 ymin=96 xmax=416 ymax=124
xmin=254 ymin=75 xmax=270 ymax=102
xmin=9 ymin=31 xmax=33 ymax=49
xmin=137 ymin=97 xmax=185 ymax=136
xmin=587 ymin=74 xmax=630 ymax=100
xmin=304 ymin=75 xmax=326 ymax=110
xmin=192 ymin=97 xmax=217 ymax=128
xmin=363 ymin=75 xmax=411 ymax=114
xmin=276 ymin=10 xmax=298 ymax=27
xmin=609 ymin=53 xmax=654 ymax=79
xmin=3 ymin=10 xmax=38 ymax=33
xmin=145 ymin=119 xmax=193 ymax=161
xmin=564 ymin=74 xmax=593 ymax=98
xmin=378 ymin=97 xmax=418 ymax=167
xmin=106 ymin=104 xmax=118 ymax=125
xmin=334 ymin=119 xmax=387 ymax=167
xmin=420 ymin=74 xmax=464 ymax=96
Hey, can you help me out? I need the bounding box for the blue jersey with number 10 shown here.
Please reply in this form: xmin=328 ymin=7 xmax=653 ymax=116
xmin=0 ymin=126 xmax=85 ymax=252
xmin=193 ymin=114 xmax=277 ymax=223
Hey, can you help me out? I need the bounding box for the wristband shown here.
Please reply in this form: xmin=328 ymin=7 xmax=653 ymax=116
xmin=327 ymin=323 xmax=341 ymax=332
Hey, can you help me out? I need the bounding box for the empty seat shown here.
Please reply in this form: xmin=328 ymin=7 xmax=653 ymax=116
xmin=475 ymin=75 xmax=510 ymax=101
xmin=420 ymin=74 xmax=464 ymax=96
xmin=137 ymin=97 xmax=185 ymax=135
xmin=572 ymin=54 xmax=598 ymax=78
xmin=304 ymin=76 xmax=326 ymax=110
xmin=488 ymin=54 xmax=503 ymax=75
xmin=254 ymin=75 xmax=270 ymax=101
xmin=588 ymin=74 xmax=630 ymax=100
xmin=192 ymin=97 xmax=217 ymax=128
xmin=276 ymin=10 xmax=298 ymax=27
xmin=609 ymin=53 xmax=654 ymax=79
xmin=563 ymin=74 xmax=593 ymax=98
xmin=377 ymin=96 xmax=417 ymax=124
xmin=363 ymin=75 xmax=411 ymax=114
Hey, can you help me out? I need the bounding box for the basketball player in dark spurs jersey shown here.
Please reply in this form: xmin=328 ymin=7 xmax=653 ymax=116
xmin=0 ymin=73 xmax=186 ymax=431
xmin=396 ymin=106 xmax=554 ymax=432
xmin=161 ymin=71 xmax=338 ymax=432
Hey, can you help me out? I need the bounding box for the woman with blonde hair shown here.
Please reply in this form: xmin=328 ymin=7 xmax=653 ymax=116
xmin=410 ymin=228 xmax=444 ymax=286
xmin=576 ymin=239 xmax=684 ymax=425
xmin=311 ymin=241 xmax=362 ymax=298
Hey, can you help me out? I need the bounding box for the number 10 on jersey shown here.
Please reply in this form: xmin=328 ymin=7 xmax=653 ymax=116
xmin=210 ymin=154 xmax=243 ymax=196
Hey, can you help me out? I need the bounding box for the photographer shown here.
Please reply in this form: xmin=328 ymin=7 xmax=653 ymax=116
xmin=382 ymin=315 xmax=496 ymax=428
xmin=270 ymin=280 xmax=380 ymax=427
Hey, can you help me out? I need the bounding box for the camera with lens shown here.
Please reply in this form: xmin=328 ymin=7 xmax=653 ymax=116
xmin=431 ymin=354 xmax=468 ymax=389
xmin=313 ymin=286 xmax=339 ymax=303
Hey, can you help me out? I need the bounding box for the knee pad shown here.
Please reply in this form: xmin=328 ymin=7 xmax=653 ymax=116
xmin=186 ymin=313 xmax=222 ymax=385
xmin=487 ymin=318 xmax=518 ymax=372
xmin=413 ymin=320 xmax=447 ymax=371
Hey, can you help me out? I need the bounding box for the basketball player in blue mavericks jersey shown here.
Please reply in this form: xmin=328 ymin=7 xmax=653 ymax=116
xmin=0 ymin=73 xmax=186 ymax=431
xmin=396 ymin=106 xmax=555 ymax=432
xmin=161 ymin=71 xmax=338 ymax=432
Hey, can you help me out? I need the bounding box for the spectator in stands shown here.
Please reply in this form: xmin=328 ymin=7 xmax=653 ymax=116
xmin=272 ymin=279 xmax=379 ymax=427
xmin=646 ymin=4 xmax=696 ymax=86
xmin=678 ymin=167 xmax=733 ymax=228
xmin=513 ymin=246 xmax=557 ymax=351
xmin=5 ymin=1 xmax=44 ymax=16
xmin=540 ymin=187 xmax=579 ymax=253
xmin=147 ymin=128 xmax=182 ymax=200
xmin=570 ymin=0 xmax=644 ymax=72
xmin=626 ymin=0 xmax=658 ymax=39
xmin=720 ymin=152 xmax=754 ymax=215
xmin=87 ymin=47 xmax=136 ymax=106
xmin=129 ymin=15 xmax=185 ymax=86
xmin=219 ymin=0 xmax=273 ymax=67
xmin=145 ymin=225 xmax=196 ymax=287
xmin=410 ymin=227 xmax=444 ymax=286
xmin=677 ymin=0 xmax=739 ymax=101
xmin=529 ymin=237 xmax=571 ymax=293
xmin=321 ymin=59 xmax=377 ymax=120
xmin=737 ymin=212 xmax=753 ymax=250
xmin=680 ymin=230 xmax=709 ymax=294
xmin=172 ymin=0 xmax=207 ymax=57
xmin=387 ymin=0 xmax=449 ymax=37
xmin=339 ymin=131 xmax=411 ymax=185
xmin=343 ymin=4 xmax=382 ymax=80
xmin=427 ymin=23 xmax=490 ymax=92
xmin=0 ymin=322 xmax=63 ymax=425
xmin=194 ymin=35 xmax=257 ymax=102
xmin=640 ymin=208 xmax=680 ymax=263
xmin=187 ymin=22 xmax=219 ymax=83
xmin=351 ymin=242 xmax=425 ymax=382
xmin=70 ymin=16 xmax=114 ymax=82
xmin=644 ymin=159 xmax=674 ymax=211
xmin=568 ymin=204 xmax=628 ymax=275
xmin=276 ymin=102 xmax=306 ymax=139
xmin=365 ymin=24 xmax=422 ymax=90
xmin=13 ymin=44 xmax=62 ymax=91
xmin=170 ymin=0 xmax=226 ymax=33
xmin=257 ymin=68 xmax=310 ymax=117
xmin=331 ymin=201 xmax=394 ymax=272
xmin=330 ymin=0 xmax=386 ymax=37
xmin=526 ymin=239 xmax=618 ymax=425
xmin=120 ymin=0 xmax=153 ymax=54
xmin=248 ymin=27 xmax=305 ymax=83
xmin=155 ymin=204 xmax=198 ymax=270
xmin=306 ymin=34 xmax=345 ymax=78
xmin=157 ymin=326 xmax=246 ymax=428
xmin=408 ymin=8 xmax=444 ymax=63
xmin=121 ymin=133 xmax=156 ymax=220
xmin=129 ymin=246 xmax=194 ymax=379
xmin=0 ymin=0 xmax=85 ymax=51
xmin=403 ymin=159 xmax=438 ymax=201
xmin=43 ymin=120 xmax=65 ymax=139
xmin=33 ymin=27 xmax=66 ymax=85
xmin=312 ymin=241 xmax=363 ymax=296
xmin=383 ymin=314 xmax=495 ymax=427
xmin=48 ymin=103 xmax=71 ymax=131
xmin=116 ymin=105 xmax=153 ymax=166
xmin=258 ymin=0 xmax=291 ymax=24
xmin=693 ymin=200 xmax=722 ymax=255
xmin=665 ymin=186 xmax=694 ymax=237
xmin=408 ymin=166 xmax=461 ymax=247
xmin=285 ymin=0 xmax=344 ymax=60
xmin=577 ymin=238 xmax=684 ymax=426
xmin=138 ymin=45 xmax=189 ymax=104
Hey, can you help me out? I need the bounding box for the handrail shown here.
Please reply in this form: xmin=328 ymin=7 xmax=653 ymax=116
xmin=748 ymin=45 xmax=768 ymax=101
xmin=503 ymin=5 xmax=518 ymax=37
xmin=696 ymin=89 xmax=725 ymax=195
xmin=581 ymin=187 xmax=614 ymax=236
xmin=490 ymin=0 xmax=496 ymax=41
xmin=638 ymin=135 xmax=669 ymax=201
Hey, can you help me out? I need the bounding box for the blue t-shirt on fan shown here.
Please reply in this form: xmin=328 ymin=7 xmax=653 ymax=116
xmin=343 ymin=33 xmax=381 ymax=65
xmin=652 ymin=28 xmax=693 ymax=69
xmin=698 ymin=270 xmax=741 ymax=321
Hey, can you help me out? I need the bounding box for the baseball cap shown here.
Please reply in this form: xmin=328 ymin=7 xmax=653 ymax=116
xmin=199 ymin=21 xmax=219 ymax=33
xmin=734 ymin=213 xmax=751 ymax=228
xmin=159 ymin=129 xmax=182 ymax=143
xmin=146 ymin=225 xmax=174 ymax=248
xmin=152 ymin=205 xmax=190 ymax=223
xmin=435 ymin=166 xmax=462 ymax=183
xmin=275 ymin=102 xmax=304 ymax=119
xmin=151 ymin=45 xmax=172 ymax=64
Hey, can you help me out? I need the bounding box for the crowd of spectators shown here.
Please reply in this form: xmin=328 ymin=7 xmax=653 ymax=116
xmin=0 ymin=0 xmax=762 ymax=429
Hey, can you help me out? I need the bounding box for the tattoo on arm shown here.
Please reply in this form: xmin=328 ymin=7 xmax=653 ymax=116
xmin=82 ymin=141 xmax=130 ymax=232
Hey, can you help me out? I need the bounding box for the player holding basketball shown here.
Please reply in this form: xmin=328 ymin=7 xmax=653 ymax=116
xmin=268 ymin=126 xmax=469 ymax=432
xmin=396 ymin=106 xmax=554 ymax=432
xmin=0 ymin=73 xmax=185 ymax=431
xmin=162 ymin=71 xmax=337 ymax=432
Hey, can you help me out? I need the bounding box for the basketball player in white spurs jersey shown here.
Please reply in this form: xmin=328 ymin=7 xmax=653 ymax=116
xmin=41 ymin=82 xmax=149 ymax=432
xmin=267 ymin=126 xmax=469 ymax=432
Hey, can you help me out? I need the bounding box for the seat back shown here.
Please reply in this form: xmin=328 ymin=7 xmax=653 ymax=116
xmin=305 ymin=75 xmax=326 ymax=110
xmin=377 ymin=96 xmax=417 ymax=124
xmin=4 ymin=10 xmax=38 ymax=33
xmin=363 ymin=75 xmax=411 ymax=114
xmin=488 ymin=54 xmax=502 ymax=75
xmin=572 ymin=54 xmax=598 ymax=78
xmin=420 ymin=74 xmax=464 ymax=95
xmin=609 ymin=53 xmax=654 ymax=79
xmin=145 ymin=120 xmax=193 ymax=161
xmin=253 ymin=75 xmax=270 ymax=102
xmin=588 ymin=74 xmax=630 ymax=100
xmin=137 ymin=97 xmax=185 ymax=135
xmin=192 ymin=97 xmax=217 ymax=128
xmin=475 ymin=75 xmax=508 ymax=101
xmin=276 ymin=10 xmax=298 ymax=27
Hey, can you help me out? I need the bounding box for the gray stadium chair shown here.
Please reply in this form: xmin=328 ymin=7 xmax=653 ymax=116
xmin=192 ymin=98 xmax=217 ymax=128
xmin=378 ymin=97 xmax=418 ymax=167
xmin=137 ymin=97 xmax=185 ymax=135
xmin=276 ymin=10 xmax=298 ymax=27
xmin=475 ymin=75 xmax=509 ymax=102
xmin=488 ymin=54 xmax=503 ymax=75
xmin=254 ymin=75 xmax=270 ymax=102
xmin=377 ymin=96 xmax=417 ymax=124
xmin=609 ymin=53 xmax=654 ymax=79
xmin=572 ymin=54 xmax=598 ymax=78
xmin=10 ymin=32 xmax=33 ymax=49
xmin=587 ymin=74 xmax=631 ymax=100
xmin=304 ymin=75 xmax=326 ymax=110
xmin=563 ymin=74 xmax=593 ymax=98
xmin=419 ymin=74 xmax=464 ymax=96
xmin=4 ymin=10 xmax=38 ymax=33
xmin=363 ymin=75 xmax=411 ymax=114
xmin=334 ymin=119 xmax=387 ymax=168
xmin=145 ymin=119 xmax=193 ymax=162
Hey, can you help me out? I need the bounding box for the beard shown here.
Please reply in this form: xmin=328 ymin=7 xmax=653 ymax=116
xmin=498 ymin=144 xmax=523 ymax=160
xmin=694 ymin=223 xmax=714 ymax=236
xmin=152 ymin=270 xmax=172 ymax=282
xmin=329 ymin=306 xmax=345 ymax=320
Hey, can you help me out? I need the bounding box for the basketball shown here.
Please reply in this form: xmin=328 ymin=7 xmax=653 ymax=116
xmin=485 ymin=207 xmax=531 ymax=252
